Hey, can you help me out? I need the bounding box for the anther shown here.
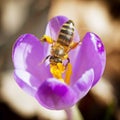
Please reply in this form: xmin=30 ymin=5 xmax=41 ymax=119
xmin=64 ymin=63 xmax=72 ymax=85
xmin=50 ymin=63 xmax=65 ymax=81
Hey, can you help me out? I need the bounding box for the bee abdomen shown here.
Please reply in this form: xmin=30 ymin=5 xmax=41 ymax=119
xmin=57 ymin=20 xmax=74 ymax=46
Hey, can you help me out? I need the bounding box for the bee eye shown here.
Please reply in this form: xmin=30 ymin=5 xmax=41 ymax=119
xmin=50 ymin=56 xmax=54 ymax=61
xmin=50 ymin=56 xmax=62 ymax=63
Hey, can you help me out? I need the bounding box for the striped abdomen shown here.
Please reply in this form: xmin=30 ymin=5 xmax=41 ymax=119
xmin=57 ymin=20 xmax=74 ymax=46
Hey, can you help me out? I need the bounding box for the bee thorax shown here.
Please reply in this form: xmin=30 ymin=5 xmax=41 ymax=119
xmin=51 ymin=45 xmax=66 ymax=57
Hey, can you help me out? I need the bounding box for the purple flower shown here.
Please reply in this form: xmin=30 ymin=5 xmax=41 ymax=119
xmin=12 ymin=16 xmax=106 ymax=110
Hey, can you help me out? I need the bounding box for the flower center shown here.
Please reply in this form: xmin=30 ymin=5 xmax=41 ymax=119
xmin=50 ymin=63 xmax=72 ymax=84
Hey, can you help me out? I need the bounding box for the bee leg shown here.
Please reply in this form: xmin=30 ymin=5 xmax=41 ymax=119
xmin=39 ymin=55 xmax=51 ymax=65
xmin=40 ymin=35 xmax=55 ymax=44
xmin=65 ymin=57 xmax=70 ymax=69
xmin=68 ymin=41 xmax=82 ymax=51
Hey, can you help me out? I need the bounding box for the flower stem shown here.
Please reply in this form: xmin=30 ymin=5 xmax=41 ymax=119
xmin=65 ymin=105 xmax=84 ymax=120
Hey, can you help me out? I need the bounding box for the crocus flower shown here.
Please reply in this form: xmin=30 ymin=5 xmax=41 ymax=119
xmin=12 ymin=15 xmax=106 ymax=110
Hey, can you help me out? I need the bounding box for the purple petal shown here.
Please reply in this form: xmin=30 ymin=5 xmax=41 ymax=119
xmin=45 ymin=15 xmax=80 ymax=42
xmin=14 ymin=70 xmax=38 ymax=96
xmin=12 ymin=33 xmax=52 ymax=86
xmin=35 ymin=78 xmax=77 ymax=110
xmin=35 ymin=68 xmax=94 ymax=110
xmin=72 ymin=69 xmax=94 ymax=100
xmin=45 ymin=16 xmax=68 ymax=40
xmin=71 ymin=32 xmax=106 ymax=86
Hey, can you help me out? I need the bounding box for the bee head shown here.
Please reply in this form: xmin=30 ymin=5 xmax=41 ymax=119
xmin=50 ymin=56 xmax=62 ymax=65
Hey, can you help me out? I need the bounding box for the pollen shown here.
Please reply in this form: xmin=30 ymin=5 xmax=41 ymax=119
xmin=50 ymin=63 xmax=64 ymax=81
xmin=50 ymin=63 xmax=72 ymax=84
xmin=41 ymin=35 xmax=53 ymax=44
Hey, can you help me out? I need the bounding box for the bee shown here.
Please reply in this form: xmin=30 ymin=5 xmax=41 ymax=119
xmin=41 ymin=20 xmax=80 ymax=68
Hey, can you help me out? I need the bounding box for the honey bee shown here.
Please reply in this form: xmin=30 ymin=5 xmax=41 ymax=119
xmin=41 ymin=20 xmax=80 ymax=68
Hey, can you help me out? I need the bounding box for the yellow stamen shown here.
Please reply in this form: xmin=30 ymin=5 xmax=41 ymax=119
xmin=50 ymin=62 xmax=72 ymax=85
xmin=41 ymin=35 xmax=53 ymax=44
xmin=50 ymin=63 xmax=65 ymax=82
xmin=57 ymin=63 xmax=65 ymax=72
xmin=64 ymin=63 xmax=72 ymax=85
